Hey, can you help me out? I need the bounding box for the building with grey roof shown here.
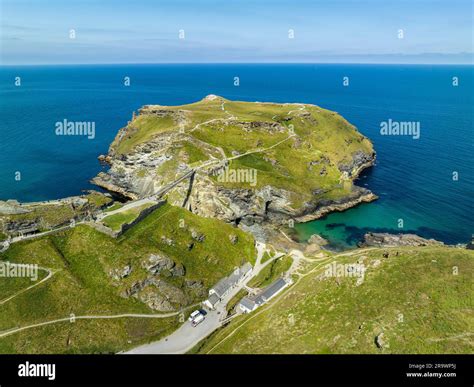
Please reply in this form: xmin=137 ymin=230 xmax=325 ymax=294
xmin=239 ymin=277 xmax=291 ymax=314
xmin=204 ymin=262 xmax=253 ymax=309
xmin=209 ymin=263 xmax=253 ymax=299
xmin=203 ymin=293 xmax=220 ymax=310
xmin=238 ymin=296 xmax=258 ymax=313
xmin=257 ymin=278 xmax=289 ymax=303
xmin=240 ymin=262 xmax=253 ymax=277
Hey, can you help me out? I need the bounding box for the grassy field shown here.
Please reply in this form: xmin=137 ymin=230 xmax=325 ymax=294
xmin=104 ymin=202 xmax=124 ymax=213
xmin=247 ymin=255 xmax=293 ymax=288
xmin=114 ymin=115 xmax=177 ymax=154
xmin=7 ymin=204 xmax=76 ymax=229
xmin=0 ymin=267 xmax=48 ymax=300
xmin=226 ymin=289 xmax=249 ymax=315
xmin=0 ymin=318 xmax=179 ymax=355
xmin=84 ymin=192 xmax=113 ymax=208
xmin=260 ymin=246 xmax=278 ymax=264
xmin=194 ymin=246 xmax=474 ymax=354
xmin=0 ymin=202 xmax=255 ymax=354
xmin=101 ymin=203 xmax=154 ymax=231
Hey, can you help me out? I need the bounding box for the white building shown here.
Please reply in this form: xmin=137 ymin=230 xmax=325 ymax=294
xmin=203 ymin=293 xmax=220 ymax=310
xmin=204 ymin=262 xmax=253 ymax=309
xmin=238 ymin=297 xmax=258 ymax=313
xmin=239 ymin=277 xmax=291 ymax=313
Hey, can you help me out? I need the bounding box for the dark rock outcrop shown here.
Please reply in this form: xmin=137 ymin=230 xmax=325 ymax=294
xmin=142 ymin=254 xmax=184 ymax=276
xmin=123 ymin=277 xmax=189 ymax=312
xmin=360 ymin=233 xmax=444 ymax=247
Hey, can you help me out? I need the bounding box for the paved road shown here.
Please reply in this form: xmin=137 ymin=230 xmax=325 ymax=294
xmin=125 ymin=242 xmax=267 ymax=354
xmin=125 ymin=308 xmax=223 ymax=354
xmin=124 ymin=286 xmax=240 ymax=354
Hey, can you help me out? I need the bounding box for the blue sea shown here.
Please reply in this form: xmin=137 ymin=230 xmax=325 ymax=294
xmin=0 ymin=64 xmax=472 ymax=247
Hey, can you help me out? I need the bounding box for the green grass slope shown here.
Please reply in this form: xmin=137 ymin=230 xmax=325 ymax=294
xmin=195 ymin=246 xmax=473 ymax=354
xmin=101 ymin=202 xmax=154 ymax=231
xmin=0 ymin=203 xmax=255 ymax=353
xmin=247 ymin=255 xmax=293 ymax=288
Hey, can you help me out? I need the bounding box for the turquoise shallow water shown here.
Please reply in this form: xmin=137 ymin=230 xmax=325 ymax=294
xmin=0 ymin=64 xmax=472 ymax=246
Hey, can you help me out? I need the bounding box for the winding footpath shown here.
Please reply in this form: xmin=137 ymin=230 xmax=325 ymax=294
xmin=0 ymin=267 xmax=56 ymax=306
xmin=0 ymin=312 xmax=180 ymax=339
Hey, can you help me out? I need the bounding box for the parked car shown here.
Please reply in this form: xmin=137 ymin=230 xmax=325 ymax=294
xmin=188 ymin=310 xmax=201 ymax=322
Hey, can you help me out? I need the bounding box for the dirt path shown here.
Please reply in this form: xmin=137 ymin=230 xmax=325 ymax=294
xmin=96 ymin=198 xmax=158 ymax=220
xmin=0 ymin=267 xmax=57 ymax=306
xmin=226 ymin=134 xmax=296 ymax=162
xmin=0 ymin=312 xmax=180 ymax=339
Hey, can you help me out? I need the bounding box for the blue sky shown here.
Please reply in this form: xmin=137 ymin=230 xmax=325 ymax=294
xmin=1 ymin=0 xmax=472 ymax=64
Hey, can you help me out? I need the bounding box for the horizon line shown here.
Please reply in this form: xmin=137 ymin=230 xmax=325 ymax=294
xmin=1 ymin=62 xmax=473 ymax=67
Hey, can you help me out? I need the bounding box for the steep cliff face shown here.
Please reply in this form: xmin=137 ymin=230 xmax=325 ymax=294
xmin=186 ymin=177 xmax=376 ymax=227
xmin=93 ymin=96 xmax=376 ymax=230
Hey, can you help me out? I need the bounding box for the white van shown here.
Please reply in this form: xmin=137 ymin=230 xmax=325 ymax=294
xmin=191 ymin=313 xmax=205 ymax=327
xmin=188 ymin=310 xmax=201 ymax=322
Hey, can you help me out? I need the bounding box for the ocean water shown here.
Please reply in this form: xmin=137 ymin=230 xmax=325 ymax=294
xmin=0 ymin=64 xmax=472 ymax=246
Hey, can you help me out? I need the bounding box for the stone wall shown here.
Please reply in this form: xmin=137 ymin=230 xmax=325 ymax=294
xmin=118 ymin=201 xmax=165 ymax=236
xmin=85 ymin=221 xmax=118 ymax=238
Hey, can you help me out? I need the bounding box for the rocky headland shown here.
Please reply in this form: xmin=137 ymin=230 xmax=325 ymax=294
xmin=92 ymin=95 xmax=377 ymax=241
